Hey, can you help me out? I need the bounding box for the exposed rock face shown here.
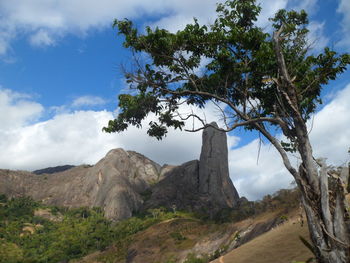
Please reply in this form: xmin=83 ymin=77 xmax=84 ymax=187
xmin=0 ymin=149 xmax=162 ymax=221
xmin=199 ymin=122 xmax=239 ymax=207
xmin=144 ymin=122 xmax=239 ymax=213
xmin=143 ymin=160 xmax=201 ymax=211
xmin=0 ymin=122 xmax=239 ymax=220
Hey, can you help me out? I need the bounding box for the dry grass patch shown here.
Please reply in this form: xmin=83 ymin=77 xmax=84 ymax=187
xmin=211 ymin=216 xmax=312 ymax=263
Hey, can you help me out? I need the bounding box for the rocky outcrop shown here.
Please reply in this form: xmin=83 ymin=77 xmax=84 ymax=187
xmin=199 ymin=122 xmax=239 ymax=207
xmin=0 ymin=149 xmax=162 ymax=221
xmin=0 ymin=122 xmax=240 ymax=220
xmin=144 ymin=122 xmax=239 ymax=213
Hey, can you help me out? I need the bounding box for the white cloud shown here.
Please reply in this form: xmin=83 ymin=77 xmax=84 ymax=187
xmin=72 ymin=95 xmax=107 ymax=107
xmin=29 ymin=29 xmax=56 ymax=47
xmin=0 ymin=88 xmax=237 ymax=171
xmin=309 ymin=84 xmax=350 ymax=165
xmin=147 ymin=0 xmax=225 ymax=32
xmin=257 ymin=0 xmax=288 ymax=29
xmin=307 ymin=21 xmax=329 ymax=52
xmin=229 ymin=139 xmax=294 ymax=201
xmin=0 ymin=88 xmax=43 ymax=130
xmin=287 ymin=0 xmax=318 ymax=14
xmin=337 ymin=0 xmax=350 ymax=49
xmin=151 ymin=0 xmax=290 ymax=32
xmin=0 ymin=31 xmax=12 ymax=55
xmin=0 ymin=111 xmax=117 ymax=170
xmin=0 ymin=19 xmax=16 ymax=56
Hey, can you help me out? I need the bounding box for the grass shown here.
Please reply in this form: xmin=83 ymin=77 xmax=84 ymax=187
xmin=210 ymin=216 xmax=313 ymax=263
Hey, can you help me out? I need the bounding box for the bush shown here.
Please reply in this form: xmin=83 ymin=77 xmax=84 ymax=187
xmin=4 ymin=196 xmax=38 ymax=219
xmin=0 ymin=241 xmax=24 ymax=263
xmin=183 ymin=253 xmax=209 ymax=263
xmin=170 ymin=232 xmax=186 ymax=241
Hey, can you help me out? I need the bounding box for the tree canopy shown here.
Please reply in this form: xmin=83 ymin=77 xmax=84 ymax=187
xmin=103 ymin=0 xmax=349 ymax=144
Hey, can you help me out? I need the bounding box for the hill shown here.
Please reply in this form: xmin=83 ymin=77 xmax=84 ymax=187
xmin=211 ymin=215 xmax=313 ymax=263
xmin=0 ymin=186 xmax=308 ymax=263
xmin=73 ymin=197 xmax=304 ymax=263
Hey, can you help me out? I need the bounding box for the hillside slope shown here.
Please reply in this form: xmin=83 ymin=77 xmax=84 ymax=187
xmin=73 ymin=208 xmax=304 ymax=263
xmin=211 ymin=217 xmax=313 ymax=263
xmin=0 ymin=193 xmax=308 ymax=262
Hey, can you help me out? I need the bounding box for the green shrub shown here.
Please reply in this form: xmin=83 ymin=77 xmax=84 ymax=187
xmin=0 ymin=241 xmax=24 ymax=263
xmin=170 ymin=232 xmax=186 ymax=241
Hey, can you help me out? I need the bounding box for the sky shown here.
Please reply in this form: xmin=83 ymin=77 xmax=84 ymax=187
xmin=0 ymin=0 xmax=349 ymax=200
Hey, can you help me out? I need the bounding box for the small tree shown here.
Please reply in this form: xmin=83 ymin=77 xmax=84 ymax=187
xmin=104 ymin=1 xmax=350 ymax=261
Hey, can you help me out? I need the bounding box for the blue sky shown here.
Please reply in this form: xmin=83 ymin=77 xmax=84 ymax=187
xmin=0 ymin=0 xmax=349 ymax=200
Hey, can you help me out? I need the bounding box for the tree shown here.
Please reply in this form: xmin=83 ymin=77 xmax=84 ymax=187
xmin=103 ymin=1 xmax=350 ymax=262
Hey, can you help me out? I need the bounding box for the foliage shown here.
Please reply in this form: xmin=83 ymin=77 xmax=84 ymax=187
xmin=0 ymin=196 xmax=205 ymax=263
xmin=0 ymin=191 xmax=309 ymax=263
xmin=104 ymin=0 xmax=349 ymax=143
xmin=1 ymin=196 xmax=39 ymax=220
xmin=0 ymin=194 xmax=7 ymax=203
xmin=170 ymin=231 xmax=187 ymax=241
xmin=0 ymin=197 xmax=117 ymax=263
xmin=0 ymin=241 xmax=24 ymax=263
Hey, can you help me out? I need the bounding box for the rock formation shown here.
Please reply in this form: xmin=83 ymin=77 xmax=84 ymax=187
xmin=0 ymin=149 xmax=162 ymax=221
xmin=199 ymin=122 xmax=239 ymax=207
xmin=0 ymin=122 xmax=239 ymax=220
xmin=144 ymin=122 xmax=239 ymax=213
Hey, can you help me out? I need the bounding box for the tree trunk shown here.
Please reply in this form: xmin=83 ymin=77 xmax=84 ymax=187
xmin=273 ymin=26 xmax=350 ymax=262
xmin=296 ymin=160 xmax=349 ymax=263
xmin=293 ymin=120 xmax=349 ymax=262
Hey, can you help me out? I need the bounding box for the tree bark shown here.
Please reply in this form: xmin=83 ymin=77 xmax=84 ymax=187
xmin=297 ymin=161 xmax=349 ymax=262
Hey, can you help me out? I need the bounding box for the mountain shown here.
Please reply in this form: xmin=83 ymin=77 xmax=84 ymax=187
xmin=0 ymin=122 xmax=240 ymax=221
xmin=33 ymin=165 xmax=76 ymax=175
xmin=0 ymin=149 xmax=162 ymax=220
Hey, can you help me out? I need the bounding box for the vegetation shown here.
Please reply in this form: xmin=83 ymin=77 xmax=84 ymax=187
xmin=104 ymin=0 xmax=350 ymax=261
xmin=0 ymin=196 xmax=114 ymax=262
xmin=0 ymin=188 xmax=308 ymax=262
xmin=183 ymin=253 xmax=208 ymax=263
xmin=0 ymin=196 xmax=206 ymax=263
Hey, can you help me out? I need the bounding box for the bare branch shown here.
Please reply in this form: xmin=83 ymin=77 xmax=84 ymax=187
xmin=211 ymin=100 xmax=230 ymax=130
xmin=272 ymin=27 xmax=304 ymax=122
xmin=183 ymin=116 xmax=283 ymax=133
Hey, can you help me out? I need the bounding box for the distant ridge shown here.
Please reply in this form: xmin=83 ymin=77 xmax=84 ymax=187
xmin=33 ymin=165 xmax=76 ymax=175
